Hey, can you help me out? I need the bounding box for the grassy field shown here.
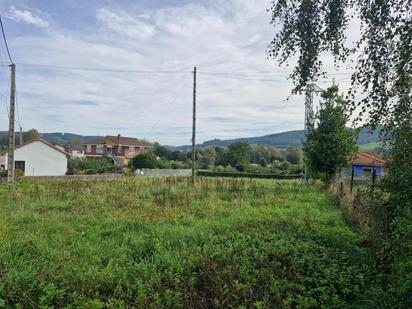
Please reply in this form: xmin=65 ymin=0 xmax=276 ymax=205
xmin=358 ymin=142 xmax=381 ymax=151
xmin=0 ymin=177 xmax=378 ymax=308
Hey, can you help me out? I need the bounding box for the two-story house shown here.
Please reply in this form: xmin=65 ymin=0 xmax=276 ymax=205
xmin=83 ymin=135 xmax=151 ymax=165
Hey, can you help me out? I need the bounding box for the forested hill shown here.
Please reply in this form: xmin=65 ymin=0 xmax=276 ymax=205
xmin=0 ymin=132 xmax=101 ymax=150
xmin=179 ymin=126 xmax=382 ymax=150
xmin=0 ymin=126 xmax=381 ymax=150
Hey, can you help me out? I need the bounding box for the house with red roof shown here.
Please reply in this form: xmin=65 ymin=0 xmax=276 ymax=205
xmin=351 ymin=151 xmax=388 ymax=177
xmin=83 ymin=135 xmax=151 ymax=165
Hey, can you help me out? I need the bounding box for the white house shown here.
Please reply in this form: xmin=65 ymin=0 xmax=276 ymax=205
xmin=0 ymin=139 xmax=69 ymax=176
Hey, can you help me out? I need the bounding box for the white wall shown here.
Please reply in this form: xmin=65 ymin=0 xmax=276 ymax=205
xmin=0 ymin=154 xmax=6 ymax=170
xmin=1 ymin=141 xmax=68 ymax=176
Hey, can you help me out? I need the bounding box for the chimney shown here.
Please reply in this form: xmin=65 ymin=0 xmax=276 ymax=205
xmin=117 ymin=134 xmax=121 ymax=141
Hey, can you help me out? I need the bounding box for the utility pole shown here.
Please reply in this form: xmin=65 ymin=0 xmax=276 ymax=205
xmin=7 ymin=63 xmax=16 ymax=184
xmin=191 ymin=66 xmax=197 ymax=186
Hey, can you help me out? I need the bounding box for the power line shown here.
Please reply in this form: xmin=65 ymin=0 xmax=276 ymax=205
xmin=16 ymin=62 xmax=191 ymax=74
xmin=0 ymin=14 xmax=13 ymax=64
xmin=199 ymin=73 xmax=352 ymax=83
xmin=149 ymin=73 xmax=192 ymax=132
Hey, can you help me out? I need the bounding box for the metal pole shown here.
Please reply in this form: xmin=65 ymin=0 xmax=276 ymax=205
xmin=191 ymin=66 xmax=197 ymax=185
xmin=7 ymin=64 xmax=16 ymax=184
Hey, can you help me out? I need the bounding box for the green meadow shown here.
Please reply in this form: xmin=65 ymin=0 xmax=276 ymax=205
xmin=0 ymin=178 xmax=378 ymax=308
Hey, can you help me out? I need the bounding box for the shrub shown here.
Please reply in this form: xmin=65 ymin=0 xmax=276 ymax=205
xmin=131 ymin=152 xmax=159 ymax=169
xmin=68 ymin=158 xmax=115 ymax=175
xmin=197 ymin=170 xmax=301 ymax=179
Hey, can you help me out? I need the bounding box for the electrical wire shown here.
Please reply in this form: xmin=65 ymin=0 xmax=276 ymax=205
xmin=149 ymin=73 xmax=193 ymax=132
xmin=16 ymin=62 xmax=191 ymax=74
xmin=0 ymin=14 xmax=13 ymax=64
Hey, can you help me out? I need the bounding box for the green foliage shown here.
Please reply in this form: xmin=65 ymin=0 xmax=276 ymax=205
xmin=303 ymin=85 xmax=358 ymax=183
xmin=198 ymin=147 xmax=216 ymax=169
xmin=269 ymin=2 xmax=411 ymax=306
xmin=197 ymin=170 xmax=300 ymax=179
xmin=130 ymin=151 xmax=191 ymax=170
xmin=153 ymin=143 xmax=188 ymax=162
xmin=0 ymin=178 xmax=380 ymax=307
xmin=68 ymin=157 xmax=115 ymax=175
xmin=131 ymin=152 xmax=159 ymax=169
xmin=23 ymin=128 xmax=40 ymax=142
xmin=227 ymin=141 xmax=252 ymax=168
xmin=284 ymin=146 xmax=303 ymax=165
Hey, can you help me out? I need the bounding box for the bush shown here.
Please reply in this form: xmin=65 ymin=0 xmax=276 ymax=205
xmin=131 ymin=152 xmax=159 ymax=169
xmin=235 ymin=164 xmax=246 ymax=172
xmin=68 ymin=158 xmax=115 ymax=175
xmin=197 ymin=170 xmax=301 ymax=179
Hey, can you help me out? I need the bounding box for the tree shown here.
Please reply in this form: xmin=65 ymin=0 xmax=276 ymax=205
xmin=284 ymin=147 xmax=303 ymax=165
xmin=268 ymin=3 xmax=412 ymax=292
xmin=199 ymin=147 xmax=217 ymax=169
xmin=303 ymin=85 xmax=358 ymax=183
xmin=215 ymin=146 xmax=229 ymax=167
xmin=131 ymin=152 xmax=159 ymax=169
xmin=227 ymin=141 xmax=252 ymax=169
xmin=68 ymin=138 xmax=83 ymax=151
xmin=153 ymin=142 xmax=171 ymax=159
xmin=23 ymin=129 xmax=40 ymax=142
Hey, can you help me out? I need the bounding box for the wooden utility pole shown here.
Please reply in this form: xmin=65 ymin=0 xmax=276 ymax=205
xmin=7 ymin=63 xmax=16 ymax=184
xmin=191 ymin=66 xmax=197 ymax=186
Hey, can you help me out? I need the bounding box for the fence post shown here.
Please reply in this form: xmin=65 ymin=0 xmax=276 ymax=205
xmin=372 ymin=168 xmax=377 ymax=189
xmin=350 ymin=167 xmax=354 ymax=194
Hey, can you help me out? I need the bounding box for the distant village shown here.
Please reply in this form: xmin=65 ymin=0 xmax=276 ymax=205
xmin=0 ymin=129 xmax=387 ymax=179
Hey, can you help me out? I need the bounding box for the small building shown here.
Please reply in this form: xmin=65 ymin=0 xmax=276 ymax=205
xmin=83 ymin=135 xmax=151 ymax=165
xmin=351 ymin=151 xmax=388 ymax=177
xmin=0 ymin=139 xmax=70 ymax=176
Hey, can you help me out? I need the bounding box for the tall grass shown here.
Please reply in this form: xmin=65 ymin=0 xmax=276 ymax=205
xmin=0 ymin=177 xmax=378 ymax=308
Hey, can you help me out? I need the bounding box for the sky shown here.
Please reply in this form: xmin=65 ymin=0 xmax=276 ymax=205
xmin=0 ymin=0 xmax=356 ymax=145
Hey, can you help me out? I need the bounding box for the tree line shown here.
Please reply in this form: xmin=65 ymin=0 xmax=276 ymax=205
xmin=130 ymin=142 xmax=303 ymax=174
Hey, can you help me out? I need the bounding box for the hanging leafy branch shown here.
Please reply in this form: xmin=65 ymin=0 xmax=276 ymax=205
xmin=268 ymin=0 xmax=412 ymax=129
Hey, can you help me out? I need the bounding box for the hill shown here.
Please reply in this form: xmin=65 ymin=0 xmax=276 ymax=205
xmin=0 ymin=126 xmax=382 ymax=150
xmin=178 ymin=126 xmax=382 ymax=150
xmin=0 ymin=131 xmax=102 ymax=149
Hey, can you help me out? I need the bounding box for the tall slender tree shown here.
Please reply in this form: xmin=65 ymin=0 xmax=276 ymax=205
xmin=303 ymin=85 xmax=358 ymax=183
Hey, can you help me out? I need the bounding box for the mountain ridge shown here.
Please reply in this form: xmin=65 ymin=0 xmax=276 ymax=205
xmin=0 ymin=126 xmax=382 ymax=150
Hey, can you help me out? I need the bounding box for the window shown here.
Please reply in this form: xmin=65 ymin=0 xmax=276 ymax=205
xmin=140 ymin=147 xmax=145 ymax=154
xmin=86 ymin=144 xmax=91 ymax=153
xmin=118 ymin=146 xmax=123 ymax=154
xmin=363 ymin=168 xmax=372 ymax=177
xmin=96 ymin=145 xmax=104 ymax=154
xmin=129 ymin=147 xmax=134 ymax=154
xmin=15 ymin=161 xmax=25 ymax=174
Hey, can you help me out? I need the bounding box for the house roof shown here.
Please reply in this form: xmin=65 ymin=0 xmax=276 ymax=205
xmin=0 ymin=138 xmax=70 ymax=157
xmin=352 ymin=151 xmax=387 ymax=167
xmin=85 ymin=135 xmax=151 ymax=147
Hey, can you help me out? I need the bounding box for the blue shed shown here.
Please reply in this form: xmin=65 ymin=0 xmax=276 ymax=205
xmin=351 ymin=152 xmax=387 ymax=177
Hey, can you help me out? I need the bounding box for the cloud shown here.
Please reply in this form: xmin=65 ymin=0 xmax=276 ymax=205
xmin=7 ymin=6 xmax=49 ymax=28
xmin=96 ymin=8 xmax=155 ymax=40
xmin=0 ymin=0 xmax=357 ymax=145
